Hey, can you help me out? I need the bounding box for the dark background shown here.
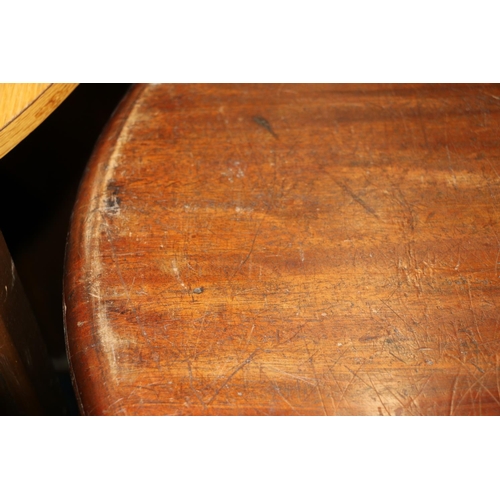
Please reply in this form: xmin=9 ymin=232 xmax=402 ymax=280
xmin=0 ymin=84 xmax=132 ymax=414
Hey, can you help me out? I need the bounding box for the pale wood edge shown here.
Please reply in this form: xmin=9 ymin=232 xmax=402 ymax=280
xmin=63 ymin=84 xmax=145 ymax=415
xmin=0 ymin=83 xmax=79 ymax=159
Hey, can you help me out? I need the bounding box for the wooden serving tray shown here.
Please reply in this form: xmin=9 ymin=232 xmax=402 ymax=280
xmin=64 ymin=84 xmax=500 ymax=415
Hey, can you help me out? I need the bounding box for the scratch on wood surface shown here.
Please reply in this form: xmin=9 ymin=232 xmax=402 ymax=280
xmin=206 ymin=349 xmax=260 ymax=406
xmin=404 ymin=374 xmax=433 ymax=414
xmin=345 ymin=365 xmax=391 ymax=415
xmin=10 ymin=258 xmax=15 ymax=288
xmin=483 ymin=92 xmax=500 ymax=102
xmin=445 ymin=353 xmax=500 ymax=412
xmin=335 ymin=180 xmax=379 ymax=219
xmin=264 ymin=365 xmax=317 ymax=387
xmin=101 ymin=214 xmax=151 ymax=345
xmin=449 ymin=371 xmax=460 ymax=416
xmin=415 ymin=98 xmax=430 ymax=150
xmin=385 ymin=386 xmax=418 ymax=416
xmin=229 ymin=217 xmax=265 ymax=281
xmin=171 ymin=258 xmax=189 ymax=292
xmin=388 ymin=350 xmax=408 ymax=364
xmin=465 ymin=276 xmax=484 ymax=345
xmin=244 ymin=323 xmax=255 ymax=349
xmin=494 ymin=241 xmax=500 ymax=277
xmin=366 ymin=373 xmax=391 ymax=416
xmin=392 ymin=187 xmax=416 ymax=231
xmin=190 ymin=309 xmax=212 ymax=358
xmin=261 ymin=369 xmax=300 ymax=415
xmin=496 ymin=354 xmax=500 ymax=402
xmin=334 ymin=363 xmax=365 ymax=410
xmin=187 ymin=360 xmax=208 ymax=409
xmin=270 ymin=382 xmax=300 ymax=414
xmin=304 ymin=340 xmax=328 ymax=415
xmin=253 ymin=116 xmax=279 ymax=139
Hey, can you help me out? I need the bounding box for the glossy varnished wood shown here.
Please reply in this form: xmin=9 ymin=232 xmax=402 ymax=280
xmin=65 ymin=84 xmax=500 ymax=415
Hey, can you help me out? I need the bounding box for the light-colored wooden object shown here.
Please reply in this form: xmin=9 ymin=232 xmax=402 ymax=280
xmin=0 ymin=83 xmax=78 ymax=159
xmin=0 ymin=83 xmax=77 ymax=413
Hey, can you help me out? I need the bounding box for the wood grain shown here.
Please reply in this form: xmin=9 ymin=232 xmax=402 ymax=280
xmin=0 ymin=232 xmax=64 ymax=414
xmin=65 ymin=84 xmax=500 ymax=415
xmin=0 ymin=83 xmax=78 ymax=159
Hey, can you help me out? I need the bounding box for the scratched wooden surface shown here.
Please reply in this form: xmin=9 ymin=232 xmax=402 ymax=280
xmin=64 ymin=84 xmax=500 ymax=415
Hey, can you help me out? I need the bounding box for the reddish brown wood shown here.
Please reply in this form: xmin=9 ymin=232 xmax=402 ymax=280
xmin=0 ymin=232 xmax=64 ymax=415
xmin=65 ymin=84 xmax=500 ymax=415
